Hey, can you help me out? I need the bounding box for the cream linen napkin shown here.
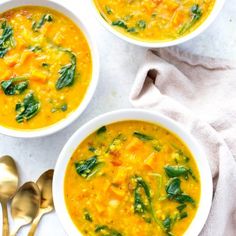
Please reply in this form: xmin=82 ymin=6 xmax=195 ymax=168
xmin=129 ymin=48 xmax=236 ymax=236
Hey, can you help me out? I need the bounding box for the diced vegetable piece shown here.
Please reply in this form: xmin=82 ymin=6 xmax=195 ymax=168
xmin=113 ymin=167 xmax=128 ymax=184
xmin=144 ymin=152 xmax=157 ymax=169
xmin=126 ymin=138 xmax=142 ymax=152
xmin=31 ymin=69 xmax=48 ymax=83
xmin=110 ymin=185 xmax=125 ymax=198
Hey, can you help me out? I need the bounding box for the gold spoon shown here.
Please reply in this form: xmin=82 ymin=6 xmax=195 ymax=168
xmin=28 ymin=169 xmax=54 ymax=236
xmin=0 ymin=155 xmax=19 ymax=236
xmin=10 ymin=182 xmax=41 ymax=236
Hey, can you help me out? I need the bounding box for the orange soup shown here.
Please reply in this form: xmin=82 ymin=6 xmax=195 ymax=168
xmin=0 ymin=6 xmax=92 ymax=130
xmin=64 ymin=121 xmax=201 ymax=236
xmin=94 ymin=0 xmax=215 ymax=42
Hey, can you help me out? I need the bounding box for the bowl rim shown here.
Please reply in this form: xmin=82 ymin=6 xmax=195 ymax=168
xmin=53 ymin=108 xmax=213 ymax=236
xmin=0 ymin=0 xmax=100 ymax=138
xmin=89 ymin=0 xmax=225 ymax=48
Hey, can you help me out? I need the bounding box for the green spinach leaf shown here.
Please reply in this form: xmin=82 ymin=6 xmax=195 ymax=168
xmin=0 ymin=21 xmax=14 ymax=58
xmin=112 ymin=20 xmax=128 ymax=29
xmin=32 ymin=14 xmax=53 ymax=32
xmin=15 ymin=93 xmax=40 ymax=123
xmin=97 ymin=126 xmax=107 ymax=135
xmin=56 ymin=52 xmax=76 ymax=90
xmin=162 ymin=216 xmax=173 ymax=235
xmin=166 ymin=178 xmax=195 ymax=204
xmin=1 ymin=77 xmax=28 ymax=95
xmin=75 ymin=156 xmax=103 ymax=179
xmin=164 ymin=165 xmax=190 ymax=180
xmin=133 ymin=131 xmax=153 ymax=141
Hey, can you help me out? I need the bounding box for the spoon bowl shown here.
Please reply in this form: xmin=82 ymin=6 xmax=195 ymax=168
xmin=28 ymin=169 xmax=54 ymax=236
xmin=10 ymin=182 xmax=40 ymax=236
xmin=0 ymin=155 xmax=19 ymax=236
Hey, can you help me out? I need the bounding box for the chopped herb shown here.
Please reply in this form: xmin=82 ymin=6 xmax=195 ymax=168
xmin=177 ymin=204 xmax=187 ymax=212
xmin=153 ymin=145 xmax=162 ymax=152
xmin=0 ymin=21 xmax=14 ymax=58
xmin=97 ymin=126 xmax=107 ymax=135
xmin=179 ymin=211 xmax=188 ymax=220
xmin=61 ymin=104 xmax=67 ymax=112
xmin=56 ymin=51 xmax=76 ymax=90
xmin=28 ymin=45 xmax=42 ymax=52
xmin=42 ymin=63 xmax=49 ymax=68
xmin=127 ymin=27 xmax=137 ymax=33
xmin=178 ymin=4 xmax=202 ymax=34
xmin=1 ymin=77 xmax=28 ymax=95
xmin=95 ymin=225 xmax=122 ymax=236
xmin=175 ymin=194 xmax=195 ymax=204
xmin=15 ymin=93 xmax=40 ymax=123
xmin=137 ymin=20 xmax=146 ymax=29
xmin=152 ymin=13 xmax=157 ymax=18
xmin=88 ymin=146 xmax=96 ymax=153
xmin=75 ymin=156 xmax=103 ymax=179
xmin=32 ymin=14 xmax=53 ymax=32
xmin=51 ymin=103 xmax=68 ymax=113
xmin=162 ymin=216 xmax=173 ymax=235
xmin=133 ymin=131 xmax=153 ymax=141
xmin=84 ymin=210 xmax=93 ymax=222
xmin=105 ymin=5 xmax=112 ymax=15
xmin=112 ymin=20 xmax=128 ymax=29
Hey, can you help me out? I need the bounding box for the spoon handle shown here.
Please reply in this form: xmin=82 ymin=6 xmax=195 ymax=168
xmin=1 ymin=201 xmax=9 ymax=236
xmin=28 ymin=211 xmax=43 ymax=236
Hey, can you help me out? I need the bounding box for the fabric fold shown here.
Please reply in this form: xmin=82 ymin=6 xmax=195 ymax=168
xmin=129 ymin=48 xmax=236 ymax=236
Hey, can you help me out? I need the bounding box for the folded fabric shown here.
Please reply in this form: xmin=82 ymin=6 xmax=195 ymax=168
xmin=129 ymin=48 xmax=236 ymax=236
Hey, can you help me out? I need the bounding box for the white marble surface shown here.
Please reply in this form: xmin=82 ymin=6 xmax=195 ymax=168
xmin=0 ymin=0 xmax=236 ymax=235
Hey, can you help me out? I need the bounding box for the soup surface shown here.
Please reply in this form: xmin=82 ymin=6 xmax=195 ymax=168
xmin=65 ymin=121 xmax=201 ymax=236
xmin=94 ymin=0 xmax=215 ymax=42
xmin=0 ymin=6 xmax=92 ymax=130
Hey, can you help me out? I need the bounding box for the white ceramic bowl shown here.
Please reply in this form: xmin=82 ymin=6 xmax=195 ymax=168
xmin=90 ymin=0 xmax=225 ymax=48
xmin=0 ymin=0 xmax=99 ymax=138
xmin=53 ymin=109 xmax=213 ymax=236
